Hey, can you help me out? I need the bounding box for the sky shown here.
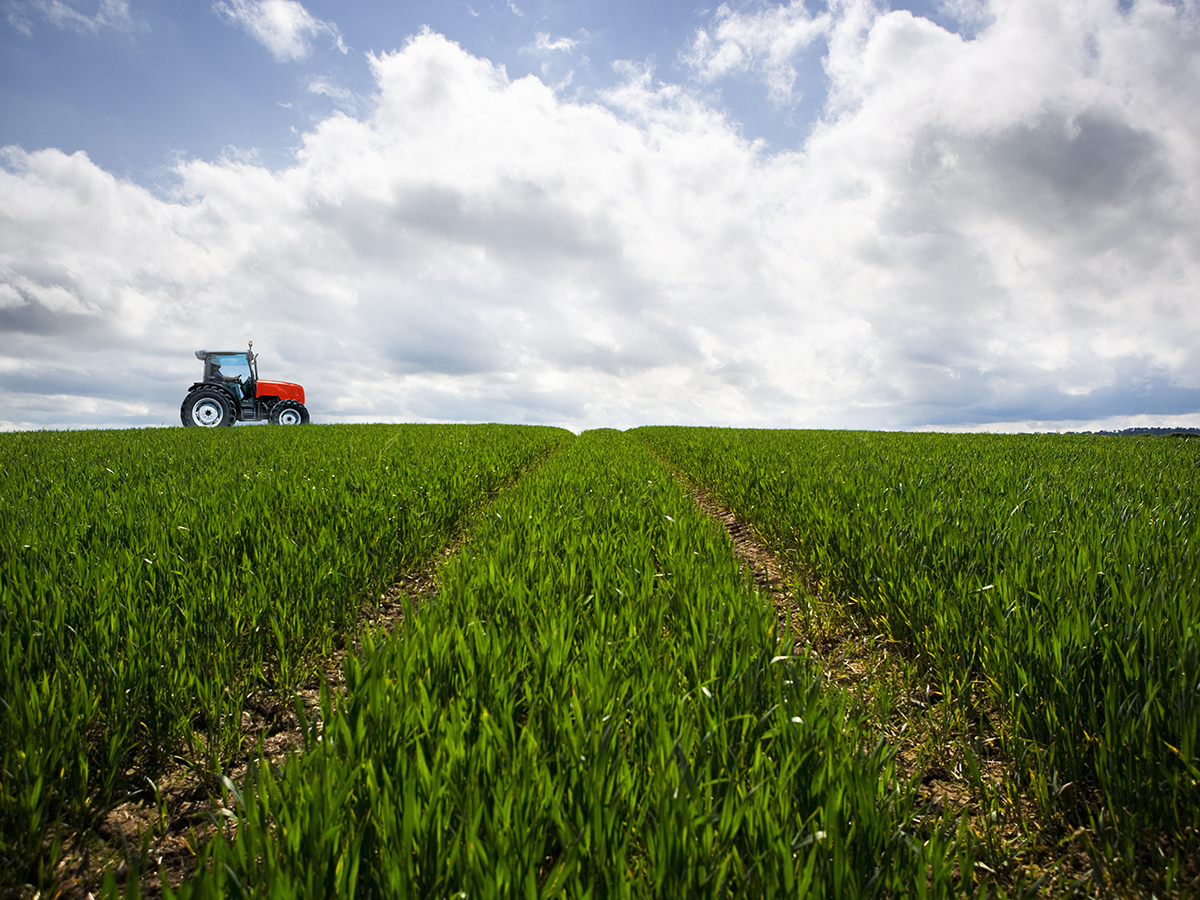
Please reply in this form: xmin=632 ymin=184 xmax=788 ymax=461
xmin=1 ymin=0 xmax=1199 ymax=432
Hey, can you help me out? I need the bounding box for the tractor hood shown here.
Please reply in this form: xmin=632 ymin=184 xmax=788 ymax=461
xmin=256 ymin=380 xmax=305 ymax=404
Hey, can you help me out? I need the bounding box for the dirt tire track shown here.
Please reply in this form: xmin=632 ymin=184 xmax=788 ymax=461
xmin=658 ymin=456 xmax=1114 ymax=897
xmin=686 ymin=483 xmax=807 ymax=629
xmin=682 ymin=481 xmax=879 ymax=682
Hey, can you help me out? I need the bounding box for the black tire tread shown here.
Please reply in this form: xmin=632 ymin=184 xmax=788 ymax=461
xmin=269 ymin=399 xmax=310 ymax=425
xmin=181 ymin=387 xmax=234 ymax=427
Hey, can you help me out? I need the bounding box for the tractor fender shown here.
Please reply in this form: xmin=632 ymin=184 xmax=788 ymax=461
xmin=187 ymin=381 xmax=239 ymax=403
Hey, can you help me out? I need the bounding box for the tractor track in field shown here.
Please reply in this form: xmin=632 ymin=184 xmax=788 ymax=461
xmin=682 ymin=481 xmax=886 ymax=690
xmin=56 ymin=548 xmax=471 ymax=900
xmin=55 ymin=447 xmax=565 ymax=900
xmin=52 ymin=543 xmax=462 ymax=900
xmin=644 ymin=449 xmax=881 ymax=689
xmin=646 ymin=453 xmax=1027 ymax=872
xmin=665 ymin=468 xmax=1109 ymax=896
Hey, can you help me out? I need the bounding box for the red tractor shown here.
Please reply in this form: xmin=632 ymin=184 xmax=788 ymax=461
xmin=181 ymin=341 xmax=309 ymax=427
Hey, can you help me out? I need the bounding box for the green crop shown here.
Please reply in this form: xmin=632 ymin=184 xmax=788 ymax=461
xmin=0 ymin=423 xmax=569 ymax=892
xmin=634 ymin=427 xmax=1200 ymax=864
xmin=171 ymin=430 xmax=957 ymax=899
xmin=20 ymin=422 xmax=1188 ymax=896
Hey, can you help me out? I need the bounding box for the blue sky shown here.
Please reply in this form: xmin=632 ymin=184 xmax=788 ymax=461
xmin=2 ymin=0 xmax=1199 ymax=431
xmin=1 ymin=0 xmax=844 ymax=176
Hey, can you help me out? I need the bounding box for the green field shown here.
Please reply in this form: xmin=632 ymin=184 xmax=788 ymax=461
xmin=634 ymin=428 xmax=1200 ymax=839
xmin=1 ymin=424 xmax=568 ymax=890
xmin=2 ymin=425 xmax=1196 ymax=897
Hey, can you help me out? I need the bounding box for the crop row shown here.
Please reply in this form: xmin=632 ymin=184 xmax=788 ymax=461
xmin=633 ymin=427 xmax=1200 ymax=855
xmin=0 ymin=423 xmax=569 ymax=891
xmin=172 ymin=429 xmax=961 ymax=898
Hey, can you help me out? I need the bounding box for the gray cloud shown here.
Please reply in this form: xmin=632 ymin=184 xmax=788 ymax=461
xmin=996 ymin=113 xmax=1164 ymax=208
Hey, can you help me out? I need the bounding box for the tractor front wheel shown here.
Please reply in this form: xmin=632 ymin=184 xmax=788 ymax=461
xmin=270 ymin=399 xmax=310 ymax=425
xmin=181 ymin=388 xmax=234 ymax=427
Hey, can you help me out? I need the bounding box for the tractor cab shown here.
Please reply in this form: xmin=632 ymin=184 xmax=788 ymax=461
xmin=200 ymin=350 xmax=254 ymax=384
xmin=181 ymin=341 xmax=308 ymax=427
xmin=199 ymin=350 xmax=256 ymax=402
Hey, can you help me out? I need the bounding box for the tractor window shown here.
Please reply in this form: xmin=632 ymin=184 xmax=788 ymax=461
xmin=207 ymin=355 xmax=251 ymax=383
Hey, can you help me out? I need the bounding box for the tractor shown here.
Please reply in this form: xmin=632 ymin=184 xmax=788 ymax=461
xmin=181 ymin=341 xmax=309 ymax=427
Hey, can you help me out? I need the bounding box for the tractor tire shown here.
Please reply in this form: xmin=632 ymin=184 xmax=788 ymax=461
xmin=270 ymin=399 xmax=309 ymax=425
xmin=181 ymin=388 xmax=234 ymax=428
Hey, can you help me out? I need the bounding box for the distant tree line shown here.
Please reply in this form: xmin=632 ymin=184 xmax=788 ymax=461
xmin=1065 ymin=426 xmax=1200 ymax=436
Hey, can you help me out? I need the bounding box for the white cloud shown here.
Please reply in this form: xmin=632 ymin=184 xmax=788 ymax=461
xmin=6 ymin=0 xmax=137 ymax=35
xmin=212 ymin=0 xmax=346 ymax=62
xmin=3 ymin=2 xmax=1200 ymax=432
xmin=305 ymin=75 xmax=358 ymax=111
xmin=685 ymin=0 xmax=832 ymax=104
xmin=530 ymin=32 xmax=579 ymax=54
xmin=522 ymin=30 xmax=586 ymax=88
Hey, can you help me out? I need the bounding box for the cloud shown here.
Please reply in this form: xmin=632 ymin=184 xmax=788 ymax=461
xmin=685 ymin=0 xmax=832 ymax=104
xmin=529 ymin=32 xmax=580 ymax=54
xmin=6 ymin=0 xmax=137 ymax=35
xmin=3 ymin=2 xmax=1200 ymax=432
xmin=212 ymin=0 xmax=346 ymax=62
xmin=305 ymin=75 xmax=358 ymax=111
xmin=522 ymin=30 xmax=587 ymax=87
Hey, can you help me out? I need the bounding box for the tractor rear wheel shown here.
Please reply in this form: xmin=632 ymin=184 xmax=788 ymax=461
xmin=181 ymin=388 xmax=234 ymax=427
xmin=270 ymin=399 xmax=309 ymax=425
